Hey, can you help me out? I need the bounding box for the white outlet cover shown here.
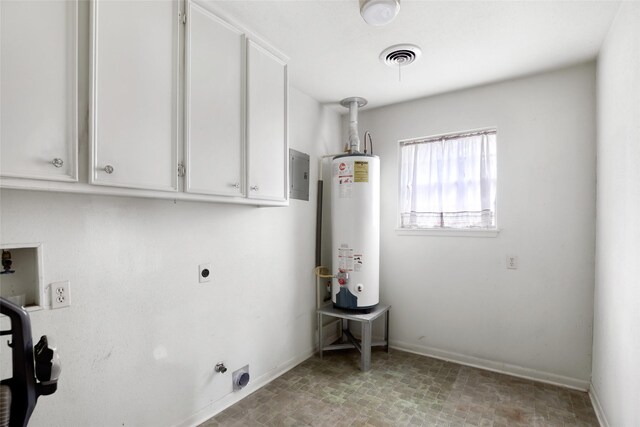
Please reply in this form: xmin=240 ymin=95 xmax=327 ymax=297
xmin=51 ymin=281 xmax=71 ymax=309
xmin=199 ymin=263 xmax=212 ymax=283
xmin=506 ymin=255 xmax=519 ymax=269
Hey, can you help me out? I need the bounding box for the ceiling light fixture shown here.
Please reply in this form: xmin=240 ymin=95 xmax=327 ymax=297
xmin=360 ymin=0 xmax=400 ymax=26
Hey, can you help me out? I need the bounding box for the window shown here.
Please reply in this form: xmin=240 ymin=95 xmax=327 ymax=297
xmin=398 ymin=129 xmax=497 ymax=230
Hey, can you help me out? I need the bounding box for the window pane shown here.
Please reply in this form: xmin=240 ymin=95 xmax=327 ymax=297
xmin=399 ymin=130 xmax=497 ymax=229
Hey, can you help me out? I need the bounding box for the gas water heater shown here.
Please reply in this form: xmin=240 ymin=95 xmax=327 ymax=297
xmin=331 ymin=97 xmax=380 ymax=310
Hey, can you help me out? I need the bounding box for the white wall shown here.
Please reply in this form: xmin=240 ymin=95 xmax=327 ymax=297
xmin=0 ymin=85 xmax=341 ymax=426
xmin=592 ymin=3 xmax=640 ymax=426
xmin=352 ymin=63 xmax=597 ymax=388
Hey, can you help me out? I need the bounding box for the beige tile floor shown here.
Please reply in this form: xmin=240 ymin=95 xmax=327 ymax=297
xmin=201 ymin=349 xmax=599 ymax=427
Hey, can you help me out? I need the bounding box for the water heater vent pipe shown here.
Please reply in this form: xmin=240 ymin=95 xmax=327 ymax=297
xmin=340 ymin=97 xmax=367 ymax=153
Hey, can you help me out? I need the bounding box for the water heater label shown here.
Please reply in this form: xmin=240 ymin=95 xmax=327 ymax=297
xmin=335 ymin=161 xmax=354 ymax=198
xmin=354 ymin=161 xmax=369 ymax=183
xmin=338 ymin=246 xmax=354 ymax=271
xmin=353 ymin=253 xmax=363 ymax=271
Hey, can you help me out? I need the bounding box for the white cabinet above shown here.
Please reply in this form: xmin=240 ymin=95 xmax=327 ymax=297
xmin=1 ymin=0 xmax=289 ymax=207
xmin=90 ymin=0 xmax=179 ymax=192
xmin=185 ymin=2 xmax=245 ymax=197
xmin=185 ymin=1 xmax=288 ymax=203
xmin=247 ymin=40 xmax=288 ymax=202
xmin=0 ymin=0 xmax=78 ymax=182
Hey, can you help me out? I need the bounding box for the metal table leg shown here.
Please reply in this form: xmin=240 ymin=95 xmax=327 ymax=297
xmin=385 ymin=309 xmax=390 ymax=353
xmin=361 ymin=320 xmax=372 ymax=371
xmin=318 ymin=312 xmax=323 ymax=359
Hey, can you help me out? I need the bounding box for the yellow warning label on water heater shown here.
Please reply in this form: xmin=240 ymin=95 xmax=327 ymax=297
xmin=354 ymin=161 xmax=369 ymax=183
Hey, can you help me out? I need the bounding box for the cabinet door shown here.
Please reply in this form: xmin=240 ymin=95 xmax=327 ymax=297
xmin=90 ymin=0 xmax=179 ymax=191
xmin=246 ymin=40 xmax=287 ymax=202
xmin=1 ymin=0 xmax=78 ymax=181
xmin=185 ymin=2 xmax=244 ymax=196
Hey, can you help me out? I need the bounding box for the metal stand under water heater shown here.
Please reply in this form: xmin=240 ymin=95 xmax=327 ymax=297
xmin=331 ymin=97 xmax=380 ymax=311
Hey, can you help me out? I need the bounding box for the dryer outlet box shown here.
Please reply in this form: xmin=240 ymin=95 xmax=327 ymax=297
xmin=199 ymin=263 xmax=212 ymax=283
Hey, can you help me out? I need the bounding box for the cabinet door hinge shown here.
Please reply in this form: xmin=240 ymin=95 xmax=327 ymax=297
xmin=179 ymin=11 xmax=186 ymax=25
xmin=178 ymin=162 xmax=186 ymax=177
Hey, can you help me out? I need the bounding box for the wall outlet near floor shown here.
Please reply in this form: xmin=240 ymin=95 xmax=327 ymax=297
xmin=199 ymin=263 xmax=212 ymax=283
xmin=51 ymin=281 xmax=71 ymax=309
xmin=506 ymin=255 xmax=519 ymax=269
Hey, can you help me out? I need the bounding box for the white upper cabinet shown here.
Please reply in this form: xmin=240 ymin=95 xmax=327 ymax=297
xmin=0 ymin=0 xmax=78 ymax=181
xmin=247 ymin=40 xmax=288 ymax=202
xmin=1 ymin=0 xmax=288 ymax=205
xmin=185 ymin=2 xmax=244 ymax=197
xmin=90 ymin=0 xmax=179 ymax=191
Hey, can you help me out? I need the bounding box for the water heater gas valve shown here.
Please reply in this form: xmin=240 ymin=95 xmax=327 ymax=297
xmin=336 ymin=271 xmax=349 ymax=286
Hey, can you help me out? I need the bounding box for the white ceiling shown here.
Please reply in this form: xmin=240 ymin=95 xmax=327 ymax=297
xmin=209 ymin=0 xmax=621 ymax=110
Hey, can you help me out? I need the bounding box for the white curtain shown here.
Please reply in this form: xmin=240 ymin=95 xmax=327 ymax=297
xmin=400 ymin=132 xmax=497 ymax=229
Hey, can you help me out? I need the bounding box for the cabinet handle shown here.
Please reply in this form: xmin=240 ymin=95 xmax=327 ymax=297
xmin=250 ymin=185 xmax=259 ymax=192
xmin=231 ymin=182 xmax=240 ymax=189
xmin=104 ymin=165 xmax=114 ymax=174
xmin=51 ymin=158 xmax=64 ymax=168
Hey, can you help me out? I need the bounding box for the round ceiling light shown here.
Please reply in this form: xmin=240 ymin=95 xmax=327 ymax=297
xmin=360 ymin=0 xmax=400 ymax=26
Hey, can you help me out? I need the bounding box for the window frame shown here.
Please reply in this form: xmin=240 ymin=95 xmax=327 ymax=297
xmin=396 ymin=127 xmax=499 ymax=237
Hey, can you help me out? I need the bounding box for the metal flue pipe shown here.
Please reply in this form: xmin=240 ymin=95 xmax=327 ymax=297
xmin=340 ymin=97 xmax=367 ymax=153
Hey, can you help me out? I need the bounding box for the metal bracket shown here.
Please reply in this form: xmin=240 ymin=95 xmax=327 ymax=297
xmin=178 ymin=162 xmax=186 ymax=177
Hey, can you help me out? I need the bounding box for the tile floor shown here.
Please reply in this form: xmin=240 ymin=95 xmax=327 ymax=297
xmin=200 ymin=349 xmax=599 ymax=427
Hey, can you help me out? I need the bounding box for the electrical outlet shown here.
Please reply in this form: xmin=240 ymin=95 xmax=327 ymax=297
xmin=506 ymin=255 xmax=518 ymax=270
xmin=51 ymin=281 xmax=71 ymax=309
xmin=199 ymin=263 xmax=212 ymax=283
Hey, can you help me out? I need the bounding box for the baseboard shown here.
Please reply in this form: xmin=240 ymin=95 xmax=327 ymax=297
xmin=589 ymin=382 xmax=608 ymax=427
xmin=391 ymin=340 xmax=590 ymax=391
xmin=174 ymin=348 xmax=314 ymax=427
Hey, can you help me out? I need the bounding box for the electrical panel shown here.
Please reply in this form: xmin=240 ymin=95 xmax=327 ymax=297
xmin=289 ymin=149 xmax=310 ymax=201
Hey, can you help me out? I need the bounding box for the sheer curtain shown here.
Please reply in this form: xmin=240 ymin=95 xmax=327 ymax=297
xmin=400 ymin=131 xmax=497 ymax=229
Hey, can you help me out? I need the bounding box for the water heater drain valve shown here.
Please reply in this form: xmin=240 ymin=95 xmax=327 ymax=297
xmin=336 ymin=271 xmax=349 ymax=286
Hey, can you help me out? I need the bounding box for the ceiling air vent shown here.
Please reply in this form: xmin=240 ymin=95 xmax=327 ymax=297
xmin=379 ymin=44 xmax=422 ymax=67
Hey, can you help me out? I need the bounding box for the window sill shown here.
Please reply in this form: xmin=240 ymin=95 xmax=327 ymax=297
xmin=395 ymin=228 xmax=500 ymax=238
